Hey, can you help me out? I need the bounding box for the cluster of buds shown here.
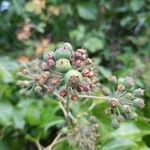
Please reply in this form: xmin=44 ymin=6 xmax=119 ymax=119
xmin=16 ymin=42 xmax=98 ymax=100
xmin=68 ymin=113 xmax=99 ymax=150
xmin=102 ymin=76 xmax=145 ymax=128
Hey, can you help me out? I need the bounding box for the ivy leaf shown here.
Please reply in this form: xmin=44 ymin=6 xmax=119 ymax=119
xmin=101 ymin=137 xmax=137 ymax=150
xmin=0 ymin=102 xmax=13 ymax=126
xmin=77 ymin=2 xmax=97 ymax=20
xmin=84 ymin=37 xmax=104 ymax=53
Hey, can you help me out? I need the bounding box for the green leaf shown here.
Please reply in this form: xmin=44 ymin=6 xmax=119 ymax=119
xmin=0 ymin=103 xmax=13 ymax=126
xmin=77 ymin=2 xmax=97 ymax=20
xmin=99 ymin=66 xmax=112 ymax=78
xmin=101 ymin=137 xmax=137 ymax=150
xmin=83 ymin=37 xmax=104 ymax=53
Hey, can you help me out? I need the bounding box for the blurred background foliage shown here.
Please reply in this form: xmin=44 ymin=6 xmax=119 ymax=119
xmin=0 ymin=0 xmax=150 ymax=149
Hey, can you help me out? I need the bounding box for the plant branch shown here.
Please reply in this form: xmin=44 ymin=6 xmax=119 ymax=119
xmin=53 ymin=91 xmax=66 ymax=103
xmin=44 ymin=132 xmax=62 ymax=150
xmin=78 ymin=95 xmax=109 ymax=100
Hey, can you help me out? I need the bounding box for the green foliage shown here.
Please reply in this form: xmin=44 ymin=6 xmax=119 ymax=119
xmin=0 ymin=0 xmax=150 ymax=149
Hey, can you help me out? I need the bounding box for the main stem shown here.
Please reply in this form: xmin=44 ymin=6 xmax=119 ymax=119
xmin=78 ymin=95 xmax=109 ymax=100
xmin=66 ymin=84 xmax=70 ymax=125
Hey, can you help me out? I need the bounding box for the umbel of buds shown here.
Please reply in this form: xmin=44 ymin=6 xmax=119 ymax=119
xmin=102 ymin=76 xmax=145 ymax=128
xmin=16 ymin=42 xmax=98 ymax=100
xmin=68 ymin=113 xmax=99 ymax=150
xmin=16 ymin=41 xmax=145 ymax=147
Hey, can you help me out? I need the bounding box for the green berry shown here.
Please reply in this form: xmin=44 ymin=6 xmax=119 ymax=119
xmin=56 ymin=58 xmax=72 ymax=73
xmin=54 ymin=47 xmax=72 ymax=60
xmin=65 ymin=70 xmax=82 ymax=84
xmin=133 ymin=98 xmax=145 ymax=109
xmin=108 ymin=98 xmax=119 ymax=108
xmin=102 ymin=87 xmax=111 ymax=96
xmin=117 ymin=84 xmax=125 ymax=92
xmin=123 ymin=76 xmax=134 ymax=88
xmin=34 ymin=85 xmax=42 ymax=93
xmin=111 ymin=118 xmax=120 ymax=129
xmin=19 ymin=88 xmax=27 ymax=95
xmin=134 ymin=88 xmax=144 ymax=97
xmin=122 ymin=105 xmax=131 ymax=113
xmin=126 ymin=112 xmax=137 ymax=120
xmin=63 ymin=42 xmax=73 ymax=51
xmin=61 ymin=127 xmax=68 ymax=135
xmin=109 ymin=76 xmax=117 ymax=84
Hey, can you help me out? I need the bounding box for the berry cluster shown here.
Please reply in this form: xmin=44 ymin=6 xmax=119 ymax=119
xmin=17 ymin=42 xmax=98 ymax=101
xmin=68 ymin=113 xmax=99 ymax=150
xmin=102 ymin=76 xmax=145 ymax=128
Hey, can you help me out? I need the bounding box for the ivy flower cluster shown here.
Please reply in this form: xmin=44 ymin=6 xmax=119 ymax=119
xmin=102 ymin=76 xmax=145 ymax=128
xmin=17 ymin=42 xmax=98 ymax=101
xmin=16 ymin=42 xmax=145 ymax=150
xmin=68 ymin=113 xmax=99 ymax=150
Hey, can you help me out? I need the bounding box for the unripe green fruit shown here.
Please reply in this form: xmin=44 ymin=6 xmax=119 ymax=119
xmin=111 ymin=118 xmax=120 ymax=129
xmin=19 ymin=88 xmax=27 ymax=95
xmin=126 ymin=112 xmax=137 ymax=120
xmin=34 ymin=85 xmax=42 ymax=93
xmin=56 ymin=58 xmax=72 ymax=73
xmin=133 ymin=98 xmax=145 ymax=109
xmin=54 ymin=47 xmax=72 ymax=60
xmin=65 ymin=69 xmax=82 ymax=84
xmin=63 ymin=42 xmax=73 ymax=51
xmin=134 ymin=88 xmax=144 ymax=97
xmin=123 ymin=76 xmax=134 ymax=88
xmin=61 ymin=127 xmax=68 ymax=135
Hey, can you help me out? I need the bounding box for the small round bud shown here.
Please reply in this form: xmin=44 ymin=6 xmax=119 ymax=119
xmin=109 ymin=76 xmax=117 ymax=84
xmin=16 ymin=80 xmax=24 ymax=87
xmin=85 ymin=58 xmax=92 ymax=65
xmin=43 ymin=52 xmax=54 ymax=61
xmin=47 ymin=59 xmax=55 ymax=67
xmin=123 ymin=76 xmax=134 ymax=88
xmin=59 ymin=89 xmax=67 ymax=97
xmin=50 ymin=79 xmax=59 ymax=86
xmin=19 ymin=88 xmax=27 ymax=95
xmin=61 ymin=127 xmax=68 ymax=135
xmin=125 ymin=92 xmax=133 ymax=100
xmin=126 ymin=112 xmax=137 ymax=120
xmin=74 ymin=59 xmax=84 ymax=68
xmin=117 ymin=84 xmax=125 ymax=92
xmin=122 ymin=105 xmax=131 ymax=113
xmin=65 ymin=70 xmax=82 ymax=84
xmin=25 ymin=90 xmax=32 ymax=96
xmin=41 ymin=62 xmax=49 ymax=70
xmin=56 ymin=58 xmax=72 ymax=73
xmin=54 ymin=47 xmax=72 ymax=60
xmin=134 ymin=88 xmax=144 ymax=97
xmin=23 ymin=80 xmax=30 ymax=87
xmin=117 ymin=115 xmax=125 ymax=122
xmin=133 ymin=98 xmax=145 ymax=109
xmin=108 ymin=98 xmax=119 ymax=108
xmin=118 ymin=77 xmax=125 ymax=84
xmin=102 ymin=87 xmax=111 ymax=96
xmin=47 ymin=86 xmax=54 ymax=93
xmin=63 ymin=42 xmax=73 ymax=51
xmin=82 ymin=69 xmax=94 ymax=78
xmin=34 ymin=86 xmax=42 ymax=93
xmin=111 ymin=119 xmax=120 ymax=129
xmin=89 ymin=116 xmax=97 ymax=124
xmin=71 ymin=95 xmax=78 ymax=101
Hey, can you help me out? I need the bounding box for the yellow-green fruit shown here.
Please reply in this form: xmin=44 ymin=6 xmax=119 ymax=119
xmin=54 ymin=47 xmax=72 ymax=60
xmin=63 ymin=42 xmax=73 ymax=51
xmin=65 ymin=69 xmax=82 ymax=83
xmin=56 ymin=58 xmax=72 ymax=73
